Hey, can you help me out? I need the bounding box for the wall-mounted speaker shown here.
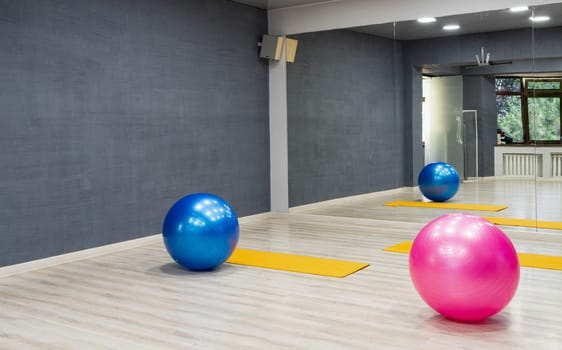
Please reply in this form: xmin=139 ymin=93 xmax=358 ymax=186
xmin=285 ymin=38 xmax=298 ymax=63
xmin=259 ymin=35 xmax=299 ymax=63
xmin=259 ymin=34 xmax=284 ymax=61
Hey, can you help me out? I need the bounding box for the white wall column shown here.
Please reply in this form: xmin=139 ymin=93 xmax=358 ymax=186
xmin=268 ymin=39 xmax=289 ymax=212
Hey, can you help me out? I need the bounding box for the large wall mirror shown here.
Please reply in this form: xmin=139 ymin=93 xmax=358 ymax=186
xmin=286 ymin=3 xmax=562 ymax=229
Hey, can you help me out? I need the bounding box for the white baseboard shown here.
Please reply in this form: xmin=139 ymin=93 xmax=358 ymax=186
xmin=290 ymin=187 xmax=416 ymax=212
xmin=0 ymin=211 xmax=275 ymax=278
xmin=491 ymin=175 xmax=562 ymax=181
xmin=0 ymin=234 xmax=162 ymax=278
xmin=238 ymin=211 xmax=272 ymax=223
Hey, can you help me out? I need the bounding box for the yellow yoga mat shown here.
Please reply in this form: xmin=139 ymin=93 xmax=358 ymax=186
xmin=384 ymin=200 xmax=507 ymax=212
xmin=383 ymin=241 xmax=413 ymax=254
xmin=227 ymin=248 xmax=369 ymax=278
xmin=483 ymin=216 xmax=562 ymax=230
xmin=384 ymin=241 xmax=562 ymax=271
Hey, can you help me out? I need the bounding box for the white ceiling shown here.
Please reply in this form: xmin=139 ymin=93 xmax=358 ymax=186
xmin=352 ymin=3 xmax=562 ymax=40
xmin=232 ymin=0 xmax=330 ymax=10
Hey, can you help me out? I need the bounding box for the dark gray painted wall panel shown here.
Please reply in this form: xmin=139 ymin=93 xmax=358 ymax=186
xmin=409 ymin=67 xmax=424 ymax=185
xmin=463 ymin=76 xmax=496 ymax=177
xmin=0 ymin=0 xmax=269 ymax=266
xmin=287 ymin=30 xmax=404 ymax=206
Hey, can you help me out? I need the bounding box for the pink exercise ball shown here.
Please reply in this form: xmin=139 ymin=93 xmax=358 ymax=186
xmin=409 ymin=213 xmax=520 ymax=322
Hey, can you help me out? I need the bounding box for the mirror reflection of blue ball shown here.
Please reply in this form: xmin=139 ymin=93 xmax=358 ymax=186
xmin=418 ymin=162 xmax=460 ymax=202
xmin=162 ymin=193 xmax=239 ymax=271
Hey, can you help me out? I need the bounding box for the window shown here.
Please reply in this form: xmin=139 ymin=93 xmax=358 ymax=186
xmin=496 ymin=78 xmax=523 ymax=142
xmin=496 ymin=77 xmax=562 ymax=143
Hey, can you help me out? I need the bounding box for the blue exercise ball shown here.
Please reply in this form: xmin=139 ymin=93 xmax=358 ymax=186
xmin=162 ymin=193 xmax=239 ymax=271
xmin=418 ymin=162 xmax=460 ymax=202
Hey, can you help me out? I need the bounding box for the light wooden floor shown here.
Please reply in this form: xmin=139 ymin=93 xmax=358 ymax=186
xmin=1 ymin=178 xmax=562 ymax=349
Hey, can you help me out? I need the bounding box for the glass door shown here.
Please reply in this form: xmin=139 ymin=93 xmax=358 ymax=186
xmin=424 ymin=76 xmax=464 ymax=177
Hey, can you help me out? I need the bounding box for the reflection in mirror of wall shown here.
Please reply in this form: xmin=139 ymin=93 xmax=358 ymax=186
xmin=360 ymin=3 xmax=562 ymax=175
xmin=286 ymin=2 xmax=562 ymax=207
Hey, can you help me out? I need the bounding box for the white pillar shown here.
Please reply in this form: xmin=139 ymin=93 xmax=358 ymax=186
xmin=268 ymin=41 xmax=289 ymax=212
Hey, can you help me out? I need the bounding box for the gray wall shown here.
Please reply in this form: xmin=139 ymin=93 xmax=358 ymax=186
xmin=463 ymin=76 xmax=496 ymax=177
xmin=287 ymin=30 xmax=404 ymax=206
xmin=0 ymin=0 xmax=269 ymax=266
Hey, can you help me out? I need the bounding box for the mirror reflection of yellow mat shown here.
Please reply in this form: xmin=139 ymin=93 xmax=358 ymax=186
xmin=483 ymin=216 xmax=562 ymax=230
xmin=384 ymin=241 xmax=562 ymax=271
xmin=384 ymin=201 xmax=507 ymax=211
xmin=227 ymin=248 xmax=369 ymax=278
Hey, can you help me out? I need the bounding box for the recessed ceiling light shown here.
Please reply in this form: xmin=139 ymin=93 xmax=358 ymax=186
xmin=417 ymin=17 xmax=437 ymax=23
xmin=443 ymin=24 xmax=460 ymax=31
xmin=509 ymin=6 xmax=529 ymax=12
xmin=530 ymin=15 xmax=551 ymax=22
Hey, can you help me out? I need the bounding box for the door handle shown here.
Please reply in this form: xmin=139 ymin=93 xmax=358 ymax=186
xmin=456 ymin=116 xmax=463 ymax=144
